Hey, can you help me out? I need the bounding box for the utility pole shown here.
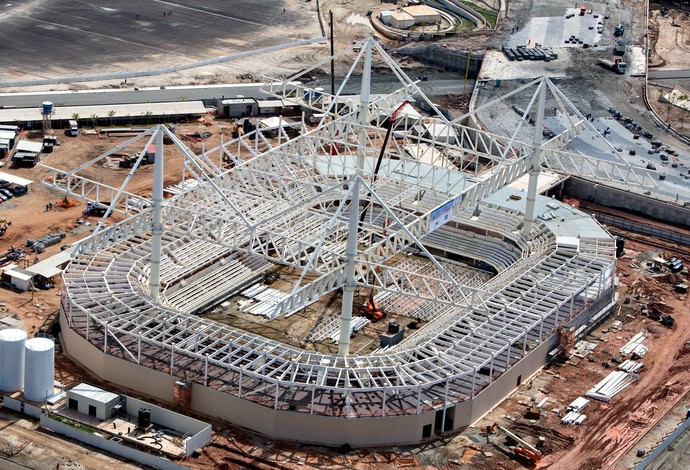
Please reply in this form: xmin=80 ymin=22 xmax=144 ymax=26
xmin=330 ymin=10 xmax=335 ymax=96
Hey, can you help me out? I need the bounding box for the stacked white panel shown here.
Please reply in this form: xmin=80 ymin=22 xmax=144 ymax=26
xmin=24 ymin=338 xmax=55 ymax=402
xmin=0 ymin=329 xmax=27 ymax=393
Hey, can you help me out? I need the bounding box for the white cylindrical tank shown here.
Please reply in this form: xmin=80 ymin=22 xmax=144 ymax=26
xmin=0 ymin=329 xmax=27 ymax=393
xmin=24 ymin=338 xmax=55 ymax=402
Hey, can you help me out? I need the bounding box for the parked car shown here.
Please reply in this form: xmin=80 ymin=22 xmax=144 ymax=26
xmin=11 ymin=185 xmax=28 ymax=196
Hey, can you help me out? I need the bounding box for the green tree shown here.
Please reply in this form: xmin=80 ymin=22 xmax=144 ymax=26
xmin=89 ymin=114 xmax=99 ymax=129
xmin=141 ymin=111 xmax=153 ymax=125
xmin=71 ymin=113 xmax=80 ymax=122
xmin=107 ymin=110 xmax=116 ymax=126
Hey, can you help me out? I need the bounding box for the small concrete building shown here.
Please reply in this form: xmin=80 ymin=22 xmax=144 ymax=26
xmin=14 ymin=140 xmax=43 ymax=154
xmin=383 ymin=5 xmax=441 ymax=30
xmin=404 ymin=5 xmax=441 ymax=24
xmin=11 ymin=140 xmax=42 ymax=168
xmin=0 ymin=139 xmax=11 ymax=160
xmin=380 ymin=10 xmax=393 ymax=25
xmin=0 ymin=129 xmax=17 ymax=159
xmin=1 ymin=265 xmax=33 ymax=291
xmin=215 ymin=97 xmax=258 ymax=118
xmin=67 ymin=383 xmax=122 ymax=420
xmin=256 ymin=99 xmax=285 ymax=116
xmin=390 ymin=10 xmax=415 ymax=29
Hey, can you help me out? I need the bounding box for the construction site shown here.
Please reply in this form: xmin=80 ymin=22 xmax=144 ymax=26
xmin=0 ymin=0 xmax=690 ymax=469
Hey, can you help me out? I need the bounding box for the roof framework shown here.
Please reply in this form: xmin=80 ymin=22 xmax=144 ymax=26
xmin=59 ymin=38 xmax=617 ymax=420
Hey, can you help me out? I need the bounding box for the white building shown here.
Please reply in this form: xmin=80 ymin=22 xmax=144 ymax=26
xmin=381 ymin=5 xmax=441 ymax=30
xmin=390 ymin=10 xmax=415 ymax=29
xmin=1 ymin=265 xmax=33 ymax=291
xmin=404 ymin=5 xmax=441 ymax=24
xmin=67 ymin=383 xmax=122 ymax=420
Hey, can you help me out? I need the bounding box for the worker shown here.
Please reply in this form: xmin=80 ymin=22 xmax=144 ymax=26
xmin=49 ymin=202 xmax=53 ymax=211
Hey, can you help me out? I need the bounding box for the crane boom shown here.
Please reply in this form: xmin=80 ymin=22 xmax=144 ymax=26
xmin=498 ymin=425 xmax=542 ymax=456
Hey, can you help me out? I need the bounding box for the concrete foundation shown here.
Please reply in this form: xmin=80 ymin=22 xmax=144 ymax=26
xmin=394 ymin=45 xmax=483 ymax=76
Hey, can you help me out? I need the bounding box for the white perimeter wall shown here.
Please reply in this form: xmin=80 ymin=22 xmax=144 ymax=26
xmin=40 ymin=414 xmax=186 ymax=470
xmin=60 ymin=311 xmax=557 ymax=447
xmin=125 ymin=396 xmax=211 ymax=456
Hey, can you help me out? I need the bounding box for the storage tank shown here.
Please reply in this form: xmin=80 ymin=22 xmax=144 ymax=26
xmin=24 ymin=338 xmax=55 ymax=402
xmin=41 ymin=101 xmax=54 ymax=115
xmin=0 ymin=329 xmax=27 ymax=393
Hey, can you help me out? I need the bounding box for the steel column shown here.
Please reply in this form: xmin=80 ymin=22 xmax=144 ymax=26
xmin=149 ymin=126 xmax=165 ymax=299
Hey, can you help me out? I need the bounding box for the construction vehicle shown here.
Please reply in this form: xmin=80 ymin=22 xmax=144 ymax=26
xmin=614 ymin=24 xmax=625 ymax=37
xmin=12 ymin=185 xmax=28 ymax=196
xmin=614 ymin=39 xmax=626 ymax=55
xmin=56 ymin=196 xmax=78 ymax=208
xmin=483 ymin=423 xmax=542 ymax=465
xmin=263 ymin=270 xmax=280 ymax=285
xmin=0 ymin=219 xmax=11 ymax=237
xmin=362 ymin=295 xmax=385 ymax=322
xmin=83 ymin=201 xmax=112 ymax=217
xmin=0 ymin=246 xmax=24 ymax=266
xmin=597 ymin=57 xmax=627 ymax=74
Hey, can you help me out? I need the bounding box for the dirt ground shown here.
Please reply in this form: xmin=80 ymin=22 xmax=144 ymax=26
xmin=0 ymin=409 xmax=142 ymax=470
xmin=463 ymin=235 xmax=690 ymax=470
xmin=648 ymin=7 xmax=690 ymax=70
xmin=0 ymin=116 xmax=241 ymax=333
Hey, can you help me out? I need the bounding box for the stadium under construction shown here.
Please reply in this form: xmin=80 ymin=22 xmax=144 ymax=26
xmin=52 ymin=39 xmax=653 ymax=446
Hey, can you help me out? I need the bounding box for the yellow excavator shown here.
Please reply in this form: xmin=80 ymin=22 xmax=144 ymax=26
xmin=0 ymin=219 xmax=11 ymax=237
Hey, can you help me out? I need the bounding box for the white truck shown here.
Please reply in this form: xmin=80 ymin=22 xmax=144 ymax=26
xmin=68 ymin=120 xmax=78 ymax=136
xmin=597 ymin=57 xmax=627 ymax=74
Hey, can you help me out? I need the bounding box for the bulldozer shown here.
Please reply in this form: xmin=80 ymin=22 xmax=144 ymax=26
xmin=0 ymin=219 xmax=10 ymax=237
xmin=483 ymin=423 xmax=542 ymax=465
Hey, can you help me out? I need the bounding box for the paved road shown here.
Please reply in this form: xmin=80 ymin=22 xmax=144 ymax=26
xmin=0 ymin=0 xmax=308 ymax=83
xmin=0 ymin=75 xmax=474 ymax=108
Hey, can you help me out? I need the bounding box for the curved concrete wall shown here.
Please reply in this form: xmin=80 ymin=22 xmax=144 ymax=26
xmin=59 ymin=309 xmax=558 ymax=447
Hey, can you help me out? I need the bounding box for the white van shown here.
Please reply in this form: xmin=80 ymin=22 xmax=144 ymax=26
xmin=68 ymin=120 xmax=78 ymax=136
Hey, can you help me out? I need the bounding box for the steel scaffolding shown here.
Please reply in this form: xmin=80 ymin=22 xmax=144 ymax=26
xmin=57 ymin=38 xmax=619 ymax=424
